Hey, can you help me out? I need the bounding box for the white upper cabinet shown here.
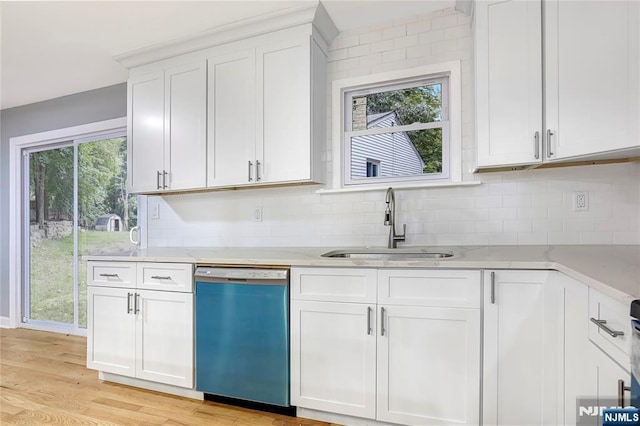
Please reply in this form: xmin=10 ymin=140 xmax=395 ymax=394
xmin=475 ymin=0 xmax=640 ymax=169
xmin=257 ymin=38 xmax=311 ymax=184
xmin=128 ymin=60 xmax=207 ymax=193
xmin=165 ymin=61 xmax=207 ymax=191
xmin=545 ymin=0 xmax=640 ymax=160
xmin=207 ymin=50 xmax=256 ymax=187
xmin=121 ymin=3 xmax=336 ymax=193
xmin=475 ymin=0 xmax=543 ymax=168
xmin=128 ymin=71 xmax=165 ymax=193
xmin=207 ymin=31 xmax=326 ymax=188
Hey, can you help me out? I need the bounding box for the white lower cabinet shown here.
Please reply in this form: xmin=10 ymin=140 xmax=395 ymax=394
xmin=87 ymin=286 xmax=136 ymax=377
xmin=290 ymin=300 xmax=376 ymax=419
xmin=291 ymin=267 xmax=481 ymax=426
xmin=377 ymin=305 xmax=480 ymax=425
xmin=87 ymin=261 xmax=194 ymax=389
xmin=482 ymin=270 xmax=560 ymax=426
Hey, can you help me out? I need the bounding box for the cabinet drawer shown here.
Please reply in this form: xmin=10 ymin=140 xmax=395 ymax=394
xmin=88 ymin=262 xmax=136 ymax=288
xmin=588 ymin=288 xmax=631 ymax=368
xmin=291 ymin=267 xmax=377 ymax=303
xmin=378 ymin=269 xmax=481 ymax=308
xmin=137 ymin=263 xmax=193 ymax=292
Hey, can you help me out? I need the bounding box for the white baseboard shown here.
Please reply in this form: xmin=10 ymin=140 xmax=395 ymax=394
xmin=0 ymin=316 xmax=13 ymax=328
xmin=99 ymin=371 xmax=204 ymax=400
xmin=297 ymin=408 xmax=398 ymax=426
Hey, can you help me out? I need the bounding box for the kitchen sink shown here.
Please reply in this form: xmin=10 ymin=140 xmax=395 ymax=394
xmin=321 ymin=248 xmax=454 ymax=259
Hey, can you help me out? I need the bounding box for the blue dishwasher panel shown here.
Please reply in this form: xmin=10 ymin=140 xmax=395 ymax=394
xmin=195 ymin=281 xmax=289 ymax=406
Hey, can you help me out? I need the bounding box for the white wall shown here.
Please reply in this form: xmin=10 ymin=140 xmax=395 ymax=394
xmin=146 ymin=7 xmax=640 ymax=248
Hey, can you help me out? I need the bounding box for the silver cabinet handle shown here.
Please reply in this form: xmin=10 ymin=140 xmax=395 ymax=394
xmin=618 ymin=379 xmax=631 ymax=407
xmin=134 ymin=293 xmax=140 ymax=314
xmin=546 ymin=129 xmax=554 ymax=158
xmin=367 ymin=306 xmax=372 ymax=335
xmin=151 ymin=275 xmax=171 ymax=280
xmin=534 ymin=131 xmax=540 ymax=159
xmin=127 ymin=292 xmax=133 ymax=314
xmin=490 ymin=271 xmax=496 ymax=304
xmin=256 ymin=160 xmax=261 ymax=182
xmin=99 ymin=273 xmax=119 ymax=278
xmin=162 ymin=170 xmax=168 ymax=189
xmin=248 ymin=161 xmax=253 ymax=182
xmin=590 ymin=318 xmax=624 ymax=337
xmin=380 ymin=307 xmax=386 ymax=336
xmin=156 ymin=171 xmax=161 ymax=190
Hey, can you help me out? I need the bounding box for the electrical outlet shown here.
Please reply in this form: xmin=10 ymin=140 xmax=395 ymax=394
xmin=574 ymin=191 xmax=588 ymax=212
xmin=254 ymin=206 xmax=263 ymax=222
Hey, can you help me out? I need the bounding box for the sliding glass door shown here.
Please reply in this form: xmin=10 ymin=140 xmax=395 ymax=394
xmin=23 ymin=132 xmax=136 ymax=333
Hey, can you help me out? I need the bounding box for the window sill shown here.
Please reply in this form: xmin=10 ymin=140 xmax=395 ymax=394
xmin=315 ymin=180 xmax=481 ymax=194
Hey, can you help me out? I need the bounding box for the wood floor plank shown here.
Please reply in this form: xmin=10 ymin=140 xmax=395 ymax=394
xmin=0 ymin=328 xmax=336 ymax=425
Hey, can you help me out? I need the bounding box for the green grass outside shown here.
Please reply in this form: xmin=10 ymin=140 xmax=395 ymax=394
xmin=29 ymin=230 xmax=134 ymax=327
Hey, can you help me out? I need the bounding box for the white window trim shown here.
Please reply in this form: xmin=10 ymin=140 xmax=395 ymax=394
xmin=7 ymin=117 xmax=140 ymax=331
xmin=329 ymin=61 xmax=463 ymax=191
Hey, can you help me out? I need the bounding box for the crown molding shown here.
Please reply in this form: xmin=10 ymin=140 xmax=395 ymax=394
xmin=114 ymin=1 xmax=338 ymax=69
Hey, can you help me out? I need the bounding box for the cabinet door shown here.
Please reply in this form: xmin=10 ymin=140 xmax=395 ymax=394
xmin=545 ymin=0 xmax=640 ymax=159
xmin=290 ymin=300 xmax=376 ymax=419
xmin=475 ymin=0 xmax=543 ymax=168
xmin=135 ymin=290 xmax=194 ymax=388
xmin=483 ymin=270 xmax=559 ymax=425
xmin=86 ymin=287 xmax=136 ymax=376
xmin=256 ymin=38 xmax=312 ymax=183
xmin=165 ymin=60 xmax=207 ymax=191
xmin=377 ymin=305 xmax=480 ymax=426
xmin=595 ymin=346 xmax=632 ymax=407
xmin=207 ymin=50 xmax=256 ymax=187
xmin=128 ymin=71 xmax=165 ymax=193
xmin=554 ymin=272 xmax=596 ymax=426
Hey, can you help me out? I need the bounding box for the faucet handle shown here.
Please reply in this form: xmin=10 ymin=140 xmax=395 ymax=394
xmin=395 ymin=224 xmax=407 ymax=242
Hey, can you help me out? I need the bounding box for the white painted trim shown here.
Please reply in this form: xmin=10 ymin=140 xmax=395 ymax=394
xmin=8 ymin=117 xmax=127 ymax=329
xmin=331 ymin=61 xmax=464 ymax=190
xmin=99 ymin=372 xmax=204 ymax=400
xmin=316 ymin=180 xmax=481 ymax=195
xmin=0 ymin=316 xmax=12 ymax=328
xmin=114 ymin=2 xmax=337 ymax=69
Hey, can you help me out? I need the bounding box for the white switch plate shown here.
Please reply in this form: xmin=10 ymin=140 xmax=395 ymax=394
xmin=254 ymin=206 xmax=263 ymax=222
xmin=150 ymin=200 xmax=160 ymax=220
xmin=574 ymin=191 xmax=588 ymax=211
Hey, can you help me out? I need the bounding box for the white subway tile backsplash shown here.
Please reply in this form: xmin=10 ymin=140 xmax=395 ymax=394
xmin=145 ymin=8 xmax=640 ymax=249
xmin=370 ymin=39 xmax=395 ymax=53
xmin=382 ymin=25 xmax=407 ymax=40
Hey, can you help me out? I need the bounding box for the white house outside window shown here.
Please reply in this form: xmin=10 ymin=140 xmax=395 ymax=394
xmin=331 ymin=62 xmax=463 ymax=190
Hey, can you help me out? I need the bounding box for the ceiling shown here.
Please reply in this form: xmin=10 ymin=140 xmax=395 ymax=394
xmin=0 ymin=0 xmax=455 ymax=110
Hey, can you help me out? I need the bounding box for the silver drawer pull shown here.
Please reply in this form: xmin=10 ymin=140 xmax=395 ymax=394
xmin=618 ymin=379 xmax=631 ymax=407
xmin=151 ymin=275 xmax=171 ymax=280
xmin=590 ymin=318 xmax=624 ymax=337
xmin=99 ymin=273 xmax=119 ymax=278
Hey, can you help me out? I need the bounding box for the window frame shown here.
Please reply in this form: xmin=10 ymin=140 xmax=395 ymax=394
xmin=331 ymin=61 xmax=463 ymax=191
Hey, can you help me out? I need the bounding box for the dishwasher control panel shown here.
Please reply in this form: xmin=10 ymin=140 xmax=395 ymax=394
xmin=195 ymin=267 xmax=288 ymax=282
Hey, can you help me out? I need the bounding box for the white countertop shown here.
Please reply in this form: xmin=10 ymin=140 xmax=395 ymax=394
xmin=86 ymin=245 xmax=640 ymax=305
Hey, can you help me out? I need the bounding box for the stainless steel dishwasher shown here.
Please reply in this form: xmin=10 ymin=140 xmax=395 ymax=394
xmin=194 ymin=267 xmax=293 ymax=415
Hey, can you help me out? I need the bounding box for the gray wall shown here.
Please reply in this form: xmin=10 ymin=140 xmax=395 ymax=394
xmin=0 ymin=83 xmax=127 ymax=318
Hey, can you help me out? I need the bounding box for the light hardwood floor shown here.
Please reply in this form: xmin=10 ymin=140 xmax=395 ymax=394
xmin=1 ymin=328 xmax=332 ymax=425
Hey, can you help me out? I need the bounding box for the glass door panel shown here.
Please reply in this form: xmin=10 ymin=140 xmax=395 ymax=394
xmin=78 ymin=136 xmax=136 ymax=328
xmin=27 ymin=145 xmax=75 ymax=324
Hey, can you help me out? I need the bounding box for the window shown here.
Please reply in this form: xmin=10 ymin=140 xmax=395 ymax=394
xmin=331 ymin=62 xmax=462 ymax=189
xmin=366 ymin=159 xmax=380 ymax=177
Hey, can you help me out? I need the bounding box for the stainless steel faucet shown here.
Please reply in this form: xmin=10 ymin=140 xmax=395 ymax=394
xmin=384 ymin=187 xmax=406 ymax=249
